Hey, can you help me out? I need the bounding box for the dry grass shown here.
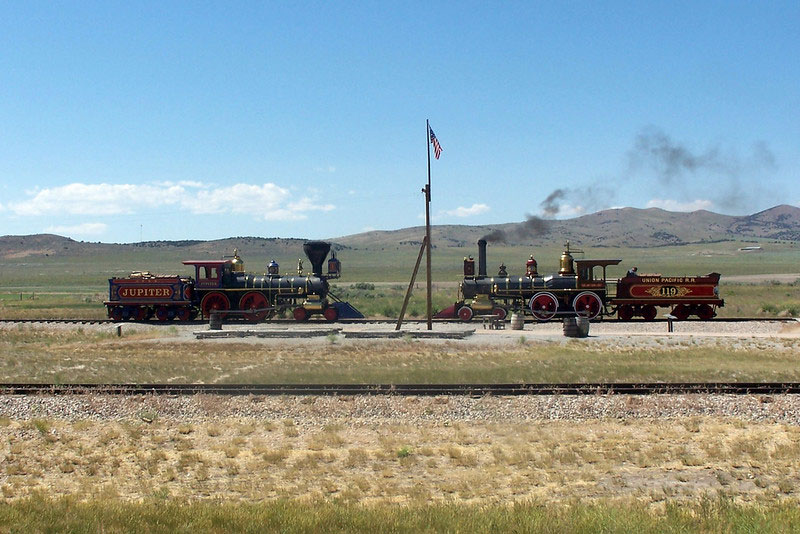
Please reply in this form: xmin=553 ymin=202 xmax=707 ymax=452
xmin=2 ymin=416 xmax=800 ymax=505
xmin=2 ymin=327 xmax=800 ymax=384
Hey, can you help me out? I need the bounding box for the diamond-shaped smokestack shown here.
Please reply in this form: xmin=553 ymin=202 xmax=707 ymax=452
xmin=303 ymin=241 xmax=331 ymax=276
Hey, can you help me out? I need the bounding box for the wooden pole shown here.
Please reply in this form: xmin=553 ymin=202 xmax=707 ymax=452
xmin=425 ymin=119 xmax=433 ymax=330
xmin=395 ymin=236 xmax=427 ymax=330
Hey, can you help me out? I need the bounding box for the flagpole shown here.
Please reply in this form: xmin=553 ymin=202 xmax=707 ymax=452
xmin=425 ymin=120 xmax=433 ymax=330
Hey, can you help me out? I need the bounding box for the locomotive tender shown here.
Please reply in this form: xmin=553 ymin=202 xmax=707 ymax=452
xmin=437 ymin=239 xmax=724 ymax=321
xmin=105 ymin=241 xmax=363 ymax=322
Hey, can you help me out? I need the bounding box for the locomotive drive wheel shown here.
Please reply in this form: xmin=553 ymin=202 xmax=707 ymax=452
xmin=572 ymin=292 xmax=602 ymax=320
xmin=293 ymin=307 xmax=310 ymax=321
xmin=323 ymin=307 xmax=338 ymax=322
xmin=201 ymin=292 xmax=230 ymax=319
xmin=617 ymin=305 xmax=634 ymax=321
xmin=239 ymin=292 xmax=270 ymax=322
xmin=529 ymin=292 xmax=558 ymax=321
xmin=457 ymin=306 xmax=474 ymax=322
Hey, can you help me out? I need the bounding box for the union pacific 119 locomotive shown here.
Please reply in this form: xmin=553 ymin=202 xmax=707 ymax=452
xmin=105 ymin=241 xmax=363 ymax=322
xmin=436 ymin=239 xmax=724 ymax=321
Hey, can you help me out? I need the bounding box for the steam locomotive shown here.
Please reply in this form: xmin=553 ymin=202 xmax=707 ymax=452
xmin=105 ymin=241 xmax=363 ymax=322
xmin=436 ymin=239 xmax=724 ymax=321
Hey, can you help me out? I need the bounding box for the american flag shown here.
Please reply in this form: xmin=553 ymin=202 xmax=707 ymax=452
xmin=429 ymin=127 xmax=443 ymax=159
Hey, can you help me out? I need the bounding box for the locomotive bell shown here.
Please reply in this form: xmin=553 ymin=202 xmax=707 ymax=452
xmin=559 ymin=242 xmax=575 ymax=275
xmin=230 ymin=249 xmax=245 ymax=273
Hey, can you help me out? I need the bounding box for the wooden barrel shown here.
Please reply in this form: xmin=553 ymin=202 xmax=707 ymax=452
xmin=563 ymin=317 xmax=590 ymax=338
xmin=509 ymin=313 xmax=524 ymax=330
xmin=209 ymin=313 xmax=223 ymax=330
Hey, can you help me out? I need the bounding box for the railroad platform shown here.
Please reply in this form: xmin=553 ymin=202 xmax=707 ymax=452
xmin=195 ymin=328 xmax=342 ymax=339
xmin=194 ymin=324 xmax=475 ymax=340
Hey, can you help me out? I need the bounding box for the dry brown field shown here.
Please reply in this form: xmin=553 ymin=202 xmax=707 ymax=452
xmin=1 ymin=319 xmax=800 ymax=509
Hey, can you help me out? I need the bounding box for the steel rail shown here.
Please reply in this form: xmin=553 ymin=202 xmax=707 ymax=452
xmin=1 ymin=382 xmax=799 ymax=396
xmin=0 ymin=317 xmax=795 ymax=325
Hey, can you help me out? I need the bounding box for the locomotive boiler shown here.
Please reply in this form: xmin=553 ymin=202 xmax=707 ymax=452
xmin=105 ymin=241 xmax=363 ymax=322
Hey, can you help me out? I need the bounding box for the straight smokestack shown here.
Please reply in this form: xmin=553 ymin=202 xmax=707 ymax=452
xmin=477 ymin=239 xmax=487 ymax=278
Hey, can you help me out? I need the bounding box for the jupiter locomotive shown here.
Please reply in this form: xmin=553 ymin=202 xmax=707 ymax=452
xmin=105 ymin=241 xmax=363 ymax=322
xmin=436 ymin=239 xmax=724 ymax=321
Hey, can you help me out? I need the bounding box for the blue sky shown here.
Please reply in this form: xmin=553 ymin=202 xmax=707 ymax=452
xmin=1 ymin=1 xmax=798 ymax=242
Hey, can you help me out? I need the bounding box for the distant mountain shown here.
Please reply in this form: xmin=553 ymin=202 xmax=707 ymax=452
xmin=0 ymin=234 xmax=313 ymax=260
xmin=2 ymin=205 xmax=799 ymax=259
xmin=333 ymin=204 xmax=800 ymax=249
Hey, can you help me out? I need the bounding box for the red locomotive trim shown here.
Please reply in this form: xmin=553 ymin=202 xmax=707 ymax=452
xmin=113 ymin=277 xmax=184 ymax=283
xmin=627 ymin=284 xmax=717 ymax=299
xmin=612 ymin=299 xmax=724 ymax=306
xmin=104 ymin=300 xmax=184 ymax=306
xmin=118 ymin=286 xmax=174 ymax=299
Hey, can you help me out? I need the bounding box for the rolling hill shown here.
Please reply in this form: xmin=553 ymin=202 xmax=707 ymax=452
xmin=1 ymin=205 xmax=799 ymax=259
xmin=333 ymin=205 xmax=800 ymax=249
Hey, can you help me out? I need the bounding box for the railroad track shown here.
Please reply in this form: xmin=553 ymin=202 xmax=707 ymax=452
xmin=1 ymin=382 xmax=799 ymax=396
xmin=0 ymin=317 xmax=795 ymax=325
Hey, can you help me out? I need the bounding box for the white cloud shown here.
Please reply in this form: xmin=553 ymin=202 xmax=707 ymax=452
xmin=12 ymin=183 xmax=183 ymax=216
xmin=287 ymin=197 xmax=335 ymax=213
xmin=184 ymin=183 xmax=292 ymax=215
xmin=646 ymin=199 xmax=714 ymax=212
xmin=45 ymin=222 xmax=108 ymax=236
xmin=8 ymin=182 xmax=335 ymax=222
xmin=443 ymin=203 xmax=490 ymax=217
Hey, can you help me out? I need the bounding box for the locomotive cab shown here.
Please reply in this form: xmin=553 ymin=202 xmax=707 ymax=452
xmin=182 ymin=260 xmax=231 ymax=289
xmin=575 ymin=259 xmax=622 ymax=290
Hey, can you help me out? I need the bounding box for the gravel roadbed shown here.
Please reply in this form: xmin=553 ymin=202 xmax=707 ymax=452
xmin=2 ymin=393 xmax=798 ymax=426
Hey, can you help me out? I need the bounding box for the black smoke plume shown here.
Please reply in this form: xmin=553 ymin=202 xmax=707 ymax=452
xmin=481 ymin=214 xmax=549 ymax=244
xmin=626 ymin=127 xmax=777 ymax=210
xmin=537 ymin=186 xmax=615 ymax=219
xmin=536 ymin=127 xmax=777 ymax=216
xmin=628 ymin=128 xmax=725 ymax=184
xmin=541 ymin=189 xmax=566 ymax=216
